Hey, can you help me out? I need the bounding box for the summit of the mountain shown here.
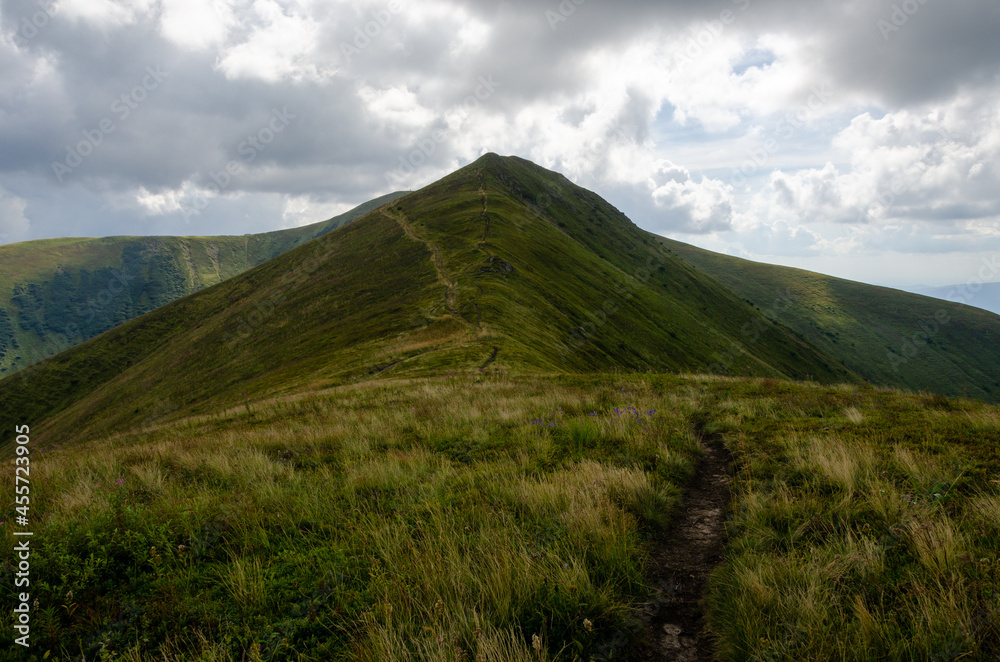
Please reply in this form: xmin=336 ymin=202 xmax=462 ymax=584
xmin=1 ymin=156 xmax=856 ymax=445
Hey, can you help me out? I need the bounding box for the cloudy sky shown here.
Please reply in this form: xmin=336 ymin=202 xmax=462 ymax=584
xmin=1 ymin=0 xmax=999 ymax=289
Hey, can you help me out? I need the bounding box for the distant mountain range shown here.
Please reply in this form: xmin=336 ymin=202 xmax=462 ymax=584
xmin=904 ymin=282 xmax=1000 ymax=316
xmin=659 ymin=241 xmax=1000 ymax=402
xmin=0 ymin=192 xmax=406 ymax=376
xmin=3 ymin=154 xmax=1000 ymax=447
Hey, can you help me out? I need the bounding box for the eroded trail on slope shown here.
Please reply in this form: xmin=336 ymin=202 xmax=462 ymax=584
xmin=384 ymin=209 xmax=460 ymax=318
xmin=477 ymin=169 xmax=491 ymax=244
xmin=473 ymin=170 xmax=490 ymax=331
xmin=634 ymin=440 xmax=731 ymax=661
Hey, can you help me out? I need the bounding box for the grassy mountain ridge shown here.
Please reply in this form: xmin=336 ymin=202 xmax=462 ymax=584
xmin=0 ymin=154 xmax=856 ymax=448
xmin=659 ymin=238 xmax=1000 ymax=402
xmin=0 ymin=191 xmax=407 ymax=376
xmin=1 ymin=210 xmax=447 ymax=447
xmin=412 ymin=154 xmax=854 ymax=379
xmin=1 ymin=155 xmax=998 ymax=661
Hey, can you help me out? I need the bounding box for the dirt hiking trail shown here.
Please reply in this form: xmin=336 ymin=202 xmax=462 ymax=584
xmin=632 ymin=440 xmax=732 ymax=661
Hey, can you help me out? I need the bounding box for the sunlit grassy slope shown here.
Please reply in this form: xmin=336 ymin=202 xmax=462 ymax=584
xmin=0 ymin=154 xmax=856 ymax=449
xmin=659 ymin=238 xmax=1000 ymax=402
xmin=0 ymin=192 xmax=406 ymax=376
xmin=1 ymin=372 xmax=996 ymax=660
xmin=701 ymin=379 xmax=1000 ymax=661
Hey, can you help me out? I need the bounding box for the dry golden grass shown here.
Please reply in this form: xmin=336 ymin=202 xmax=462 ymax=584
xmin=706 ymin=382 xmax=1000 ymax=662
xmin=3 ymin=373 xmax=700 ymax=660
xmin=907 ymin=515 xmax=965 ymax=574
xmin=10 ymin=373 xmax=999 ymax=660
xmin=843 ymin=406 xmax=864 ymax=424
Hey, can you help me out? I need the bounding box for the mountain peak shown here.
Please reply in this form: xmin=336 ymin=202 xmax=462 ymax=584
xmin=1 ymin=154 xmax=864 ymax=444
xmin=473 ymin=151 xmax=504 ymax=163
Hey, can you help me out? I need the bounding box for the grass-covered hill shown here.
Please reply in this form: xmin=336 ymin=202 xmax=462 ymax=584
xmin=0 ymin=192 xmax=406 ymax=377
xmin=1 ymin=155 xmax=998 ymax=661
xmin=0 ymin=154 xmax=855 ymax=449
xmin=1 ymin=372 xmax=997 ymax=660
xmin=659 ymin=238 xmax=1000 ymax=402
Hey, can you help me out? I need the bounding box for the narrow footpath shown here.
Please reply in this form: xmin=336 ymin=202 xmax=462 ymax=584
xmin=384 ymin=209 xmax=460 ymax=318
xmin=634 ymin=440 xmax=731 ymax=661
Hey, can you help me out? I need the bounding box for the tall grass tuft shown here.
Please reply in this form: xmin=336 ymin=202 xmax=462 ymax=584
xmin=705 ymin=379 xmax=1000 ymax=661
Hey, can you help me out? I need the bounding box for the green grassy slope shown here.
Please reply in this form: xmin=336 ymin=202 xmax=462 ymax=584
xmin=0 ymin=154 xmax=856 ymax=448
xmin=659 ymin=238 xmax=1000 ymax=401
xmin=700 ymin=378 xmax=1000 ymax=661
xmin=396 ymin=154 xmax=854 ymax=381
xmin=0 ymin=192 xmax=406 ymax=376
xmin=2 ymin=373 xmax=997 ymax=660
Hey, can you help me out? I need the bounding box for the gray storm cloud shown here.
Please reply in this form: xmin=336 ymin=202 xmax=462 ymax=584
xmin=0 ymin=0 xmax=997 ymax=285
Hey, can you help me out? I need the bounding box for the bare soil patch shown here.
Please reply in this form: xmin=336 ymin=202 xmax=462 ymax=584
xmin=630 ymin=439 xmax=732 ymax=661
